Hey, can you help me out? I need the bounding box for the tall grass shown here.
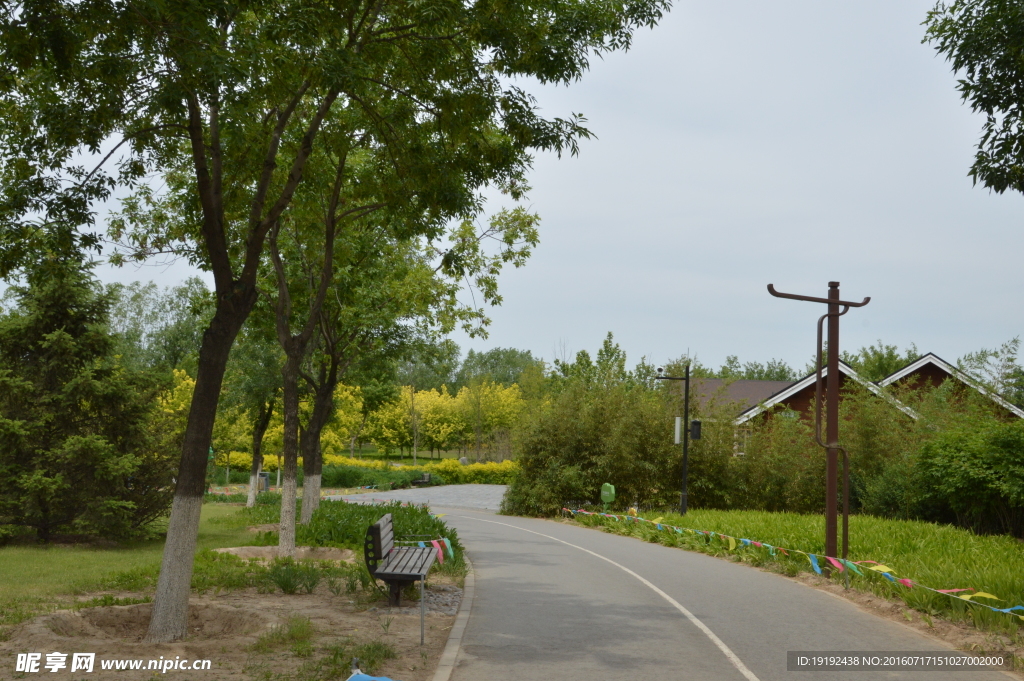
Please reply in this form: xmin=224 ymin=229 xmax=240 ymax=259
xmin=569 ymin=508 xmax=1024 ymax=634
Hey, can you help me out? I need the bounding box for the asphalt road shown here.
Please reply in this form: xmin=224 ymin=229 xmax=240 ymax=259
xmin=436 ymin=508 xmax=1015 ymax=681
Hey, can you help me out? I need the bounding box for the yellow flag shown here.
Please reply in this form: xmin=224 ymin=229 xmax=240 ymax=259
xmin=867 ymin=565 xmax=896 ymax=574
xmin=727 ymin=536 xmax=736 ymax=551
xmin=651 ymin=517 xmax=664 ymax=524
xmin=959 ymin=592 xmax=1001 ymax=601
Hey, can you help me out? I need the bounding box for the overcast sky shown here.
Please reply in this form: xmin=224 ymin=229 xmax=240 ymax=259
xmin=96 ymin=0 xmax=1024 ymax=373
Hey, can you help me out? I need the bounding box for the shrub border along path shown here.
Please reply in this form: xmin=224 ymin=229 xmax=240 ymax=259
xmin=563 ymin=509 xmax=1024 ymax=631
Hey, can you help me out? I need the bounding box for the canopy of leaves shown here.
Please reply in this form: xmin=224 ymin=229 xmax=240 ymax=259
xmin=926 ymin=0 xmax=1024 ymax=194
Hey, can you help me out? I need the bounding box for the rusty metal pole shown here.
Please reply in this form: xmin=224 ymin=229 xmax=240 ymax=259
xmin=767 ymin=282 xmax=869 ymax=576
xmin=825 ymin=282 xmax=840 ymax=563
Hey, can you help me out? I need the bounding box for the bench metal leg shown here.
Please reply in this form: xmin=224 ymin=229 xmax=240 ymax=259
xmin=388 ymin=582 xmax=401 ymax=607
xmin=420 ymin=575 xmax=425 ymax=645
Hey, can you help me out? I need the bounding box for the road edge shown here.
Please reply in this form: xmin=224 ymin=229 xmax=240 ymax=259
xmin=431 ymin=556 xmax=475 ymax=681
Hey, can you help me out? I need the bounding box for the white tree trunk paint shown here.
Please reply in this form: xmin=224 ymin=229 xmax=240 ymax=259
xmin=144 ymin=495 xmax=203 ymax=642
xmin=279 ymin=473 xmax=297 ymax=558
xmin=300 ymin=473 xmax=320 ymax=524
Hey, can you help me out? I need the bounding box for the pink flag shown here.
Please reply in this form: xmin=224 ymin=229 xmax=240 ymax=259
xmin=430 ymin=540 xmax=444 ymax=564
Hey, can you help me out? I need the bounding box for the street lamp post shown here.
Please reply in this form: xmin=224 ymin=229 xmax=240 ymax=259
xmin=656 ymin=365 xmax=699 ymax=515
xmin=767 ymin=282 xmax=870 ymax=572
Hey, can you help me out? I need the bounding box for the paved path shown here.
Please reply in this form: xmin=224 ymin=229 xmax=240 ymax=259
xmin=325 ymin=484 xmax=507 ymax=511
xmin=435 ymin=509 xmax=1014 ymax=681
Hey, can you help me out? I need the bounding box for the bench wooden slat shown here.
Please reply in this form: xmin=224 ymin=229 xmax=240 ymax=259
xmin=379 ymin=546 xmax=434 ymax=572
xmin=377 ymin=548 xmax=435 ymax=579
xmin=383 ymin=547 xmax=419 ymax=574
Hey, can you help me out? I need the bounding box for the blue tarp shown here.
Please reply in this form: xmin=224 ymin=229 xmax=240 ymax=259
xmin=346 ymin=674 xmax=399 ymax=681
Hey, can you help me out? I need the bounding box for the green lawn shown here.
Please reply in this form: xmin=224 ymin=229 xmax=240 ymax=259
xmin=0 ymin=504 xmax=254 ymax=624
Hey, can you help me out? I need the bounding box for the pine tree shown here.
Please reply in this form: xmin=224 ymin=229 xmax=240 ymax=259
xmin=0 ymin=258 xmax=173 ymax=542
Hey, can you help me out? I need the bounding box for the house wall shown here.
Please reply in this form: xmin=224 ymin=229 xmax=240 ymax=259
xmin=890 ymin=364 xmax=949 ymax=390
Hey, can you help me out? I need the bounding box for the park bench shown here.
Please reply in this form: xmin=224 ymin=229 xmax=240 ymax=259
xmin=410 ymin=472 xmax=432 ymax=487
xmin=363 ymin=513 xmax=436 ymax=607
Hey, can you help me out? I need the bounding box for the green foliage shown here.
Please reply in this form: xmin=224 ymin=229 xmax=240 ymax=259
xmin=926 ymin=1 xmax=1024 ymax=195
xmin=248 ymin=616 xmax=316 ymax=655
xmin=106 ymin=278 xmax=214 ymax=376
xmin=244 ymin=499 xmax=463 ymax=560
xmin=917 ymin=421 xmax=1024 ymax=536
xmin=454 ymin=347 xmax=545 ymax=390
xmin=0 ymin=257 xmax=173 ymax=542
xmin=268 ymin=560 xmax=301 ymax=594
xmin=718 ymin=356 xmax=797 ymax=381
xmin=319 ymin=465 xmax=439 ymax=489
xmin=840 ymin=340 xmax=920 ymax=382
xmin=503 ymin=333 xmax=679 ymax=515
xmin=662 ymin=353 xmax=796 ymax=381
xmin=957 ymin=338 xmax=1024 ymax=408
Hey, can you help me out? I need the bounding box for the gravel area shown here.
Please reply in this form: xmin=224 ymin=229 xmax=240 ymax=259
xmin=366 ymin=584 xmax=463 ymax=616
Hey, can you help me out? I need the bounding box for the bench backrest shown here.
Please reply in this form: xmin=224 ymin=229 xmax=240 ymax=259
xmin=364 ymin=513 xmax=395 ymax=575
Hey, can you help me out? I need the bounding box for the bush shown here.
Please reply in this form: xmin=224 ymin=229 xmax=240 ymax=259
xmin=243 ymin=499 xmax=464 ymax=560
xmin=421 ymin=458 xmax=519 ymax=485
xmin=502 ymin=337 xmax=679 ymax=516
xmin=916 ymin=421 xmax=1024 ymax=537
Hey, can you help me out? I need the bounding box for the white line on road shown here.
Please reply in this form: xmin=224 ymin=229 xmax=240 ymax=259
xmin=455 ymin=514 xmax=762 ymax=681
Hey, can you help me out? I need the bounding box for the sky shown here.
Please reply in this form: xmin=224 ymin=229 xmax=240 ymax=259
xmin=94 ymin=0 xmax=1024 ymax=374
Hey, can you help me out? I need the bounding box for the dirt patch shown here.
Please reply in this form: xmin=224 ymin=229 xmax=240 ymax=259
xmin=1 ymin=578 xmax=460 ymax=680
xmin=213 ymin=545 xmax=354 ymax=563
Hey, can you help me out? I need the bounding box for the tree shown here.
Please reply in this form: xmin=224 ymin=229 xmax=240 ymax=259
xmin=504 ymin=335 xmax=673 ymax=515
xmin=0 ymin=257 xmax=173 ymax=542
xmin=926 ymin=1 xmax=1024 ymax=195
xmin=2 ymin=0 xmax=671 ymax=642
xmin=454 ymin=347 xmax=544 ymax=390
xmin=958 ymin=337 xmax=1024 ymax=406
xmin=107 ymin=278 xmax=213 ymax=375
xmin=396 ymin=341 xmax=462 ymax=392
xmin=840 ymin=341 xmax=920 ymax=382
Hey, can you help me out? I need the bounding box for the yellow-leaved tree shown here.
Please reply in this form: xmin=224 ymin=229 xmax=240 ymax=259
xmin=456 ymin=381 xmax=525 ymax=460
xmin=365 ymin=388 xmax=412 ymax=455
xmin=320 ymin=384 xmax=364 ymax=458
xmin=417 ymin=386 xmax=465 ymax=455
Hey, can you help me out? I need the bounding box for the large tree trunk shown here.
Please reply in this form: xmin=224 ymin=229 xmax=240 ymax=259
xmin=278 ymin=352 xmax=302 ymax=557
xmin=246 ymin=400 xmax=275 ymax=508
xmin=146 ymin=298 xmax=251 ymax=642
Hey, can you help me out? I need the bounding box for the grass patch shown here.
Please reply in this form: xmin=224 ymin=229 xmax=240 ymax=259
xmin=0 ymin=504 xmax=251 ymax=602
xmin=0 ymin=503 xmax=264 ymax=626
xmin=248 ymin=616 xmax=316 ymax=655
xmin=568 ymin=507 xmax=1024 ymax=635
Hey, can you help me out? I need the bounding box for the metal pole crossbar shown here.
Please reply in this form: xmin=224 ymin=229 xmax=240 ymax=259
xmin=768 ymin=282 xmax=870 ymax=576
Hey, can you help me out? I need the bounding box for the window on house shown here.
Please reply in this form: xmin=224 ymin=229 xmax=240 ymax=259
xmin=733 ymin=426 xmax=751 ymax=456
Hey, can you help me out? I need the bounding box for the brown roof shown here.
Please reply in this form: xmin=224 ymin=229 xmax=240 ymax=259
xmin=685 ymin=378 xmax=796 ymax=413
